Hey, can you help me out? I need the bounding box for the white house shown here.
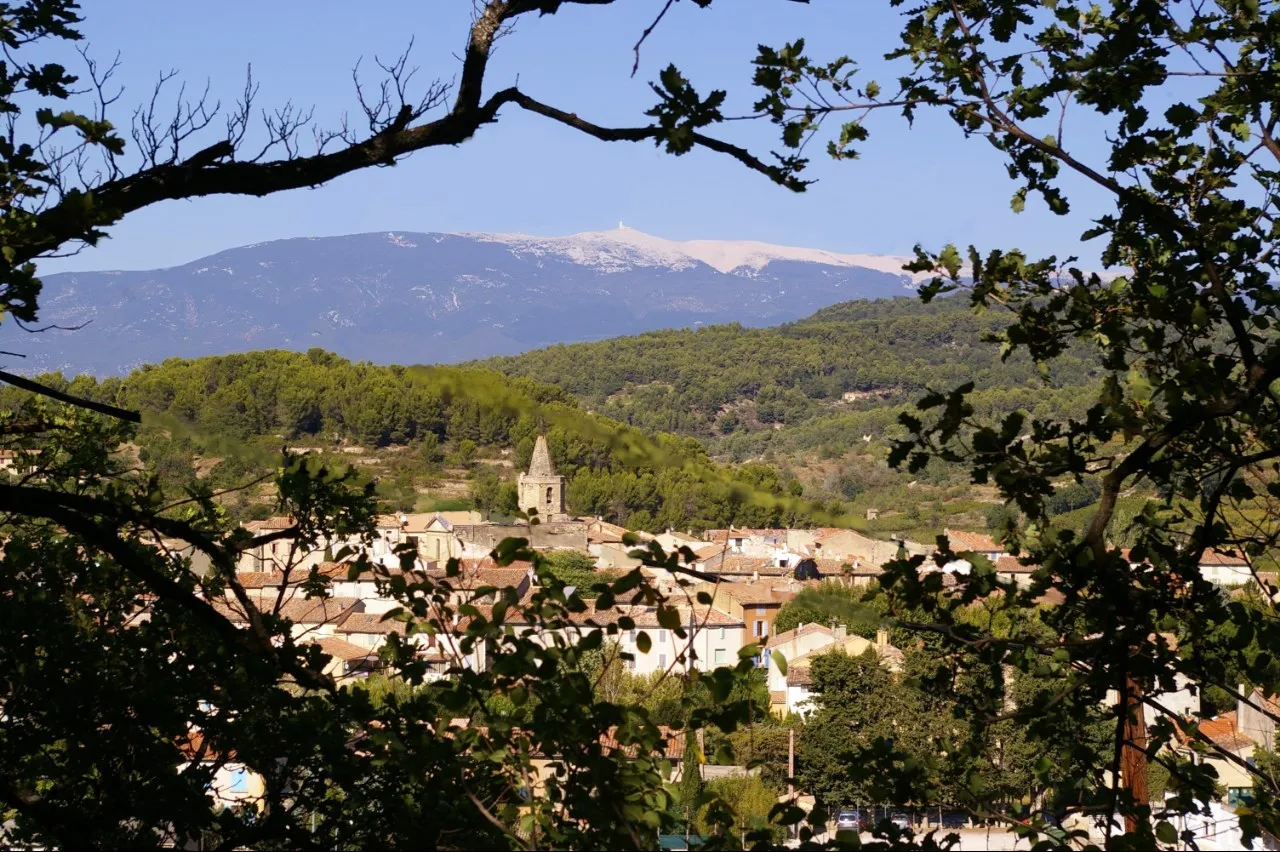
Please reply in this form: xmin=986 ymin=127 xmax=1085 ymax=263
xmin=178 ymin=731 xmax=265 ymax=812
xmin=505 ymin=603 xmax=745 ymax=676
xmin=1197 ymin=549 xmax=1252 ymax=587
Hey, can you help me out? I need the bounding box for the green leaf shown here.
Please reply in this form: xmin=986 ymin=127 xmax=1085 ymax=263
xmin=636 ymin=631 xmax=652 ymax=654
xmin=772 ymin=650 xmax=788 ymax=676
xmin=1155 ymin=821 xmax=1177 ymax=844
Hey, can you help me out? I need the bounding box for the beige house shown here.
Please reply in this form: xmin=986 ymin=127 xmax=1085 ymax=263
xmin=766 ymin=626 xmax=903 ymax=717
xmin=994 ymin=554 xmax=1037 ymax=587
xmin=691 ymin=580 xmax=801 ymax=646
xmin=373 ymin=511 xmax=484 ymax=564
xmin=308 ymin=636 xmax=379 ymax=682
xmin=702 ymin=528 xmax=789 ymax=558
xmin=1172 ymin=711 xmax=1258 ymax=809
xmin=809 ymin=528 xmax=925 ymax=567
xmin=236 ymin=516 xmax=364 ymax=574
xmin=0 ymin=448 xmax=40 ymax=478
xmin=653 ymin=529 xmax=704 ymax=555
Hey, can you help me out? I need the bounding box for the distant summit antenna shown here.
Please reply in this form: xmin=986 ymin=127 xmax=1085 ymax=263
xmin=618 ymin=220 xmax=624 ymax=229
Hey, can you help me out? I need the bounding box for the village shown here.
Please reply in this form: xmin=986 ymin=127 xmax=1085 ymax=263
xmin=169 ymin=437 xmax=1268 ymax=848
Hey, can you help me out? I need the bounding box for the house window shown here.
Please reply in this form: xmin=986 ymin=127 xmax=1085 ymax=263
xmin=1229 ymin=787 xmax=1254 ymax=807
xmin=754 ymin=620 xmax=765 ymax=637
xmin=227 ymin=768 xmax=250 ymax=794
xmin=718 ymin=627 xmax=725 ymax=640
xmin=714 ymin=649 xmax=726 ymax=665
xmin=658 ymin=653 xmax=667 ymax=669
xmin=628 ymin=629 xmax=636 ymax=643
xmin=778 ymin=558 xmax=789 ymax=568
xmin=657 ymin=630 xmax=667 ymax=644
xmin=626 ymin=657 xmax=636 ymax=671
xmin=755 ymin=606 xmax=766 ymax=615
xmin=733 ymin=538 xmax=743 ymax=550
xmin=406 ymin=535 xmax=418 ymax=548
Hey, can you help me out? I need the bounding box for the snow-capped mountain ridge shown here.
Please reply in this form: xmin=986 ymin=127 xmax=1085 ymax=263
xmin=7 ymin=228 xmax=923 ymax=376
xmin=462 ymin=225 xmax=923 ymax=279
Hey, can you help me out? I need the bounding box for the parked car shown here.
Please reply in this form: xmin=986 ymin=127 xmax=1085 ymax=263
xmin=888 ymin=811 xmax=911 ymax=831
xmin=835 ymin=809 xmax=864 ymax=831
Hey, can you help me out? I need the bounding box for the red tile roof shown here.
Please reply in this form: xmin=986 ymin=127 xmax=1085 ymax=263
xmin=243 ymin=516 xmax=295 ymax=532
xmin=944 ymin=528 xmax=1003 ymax=554
xmin=1178 ymin=711 xmax=1256 ymax=752
xmin=700 ymin=556 xmax=787 ymax=576
xmin=235 ymin=571 xmax=281 ymax=589
xmin=339 ymin=611 xmax=406 ymax=635
xmin=312 ymin=636 xmax=376 ymax=663
xmin=703 ymin=529 xmax=788 ymax=542
xmin=598 ymin=725 xmax=686 ymax=760
xmin=276 ymin=597 xmax=362 ymax=624
xmin=786 ymin=666 xmax=813 ymax=687
xmin=766 ymin=623 xmax=834 ymax=649
xmin=176 ymin=730 xmax=237 ymax=762
xmin=715 ymin=582 xmax=796 ymax=606
xmin=994 ymin=555 xmax=1036 ymax=573
xmin=1198 ymin=549 xmax=1249 ymax=567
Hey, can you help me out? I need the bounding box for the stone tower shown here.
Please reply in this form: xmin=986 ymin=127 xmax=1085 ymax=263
xmin=518 ymin=435 xmax=567 ymax=521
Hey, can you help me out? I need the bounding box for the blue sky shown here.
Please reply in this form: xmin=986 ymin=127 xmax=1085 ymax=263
xmin=43 ymin=0 xmax=1115 ymax=273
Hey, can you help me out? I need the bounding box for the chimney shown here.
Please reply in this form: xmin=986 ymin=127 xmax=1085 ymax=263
xmin=751 ymin=570 xmax=759 ymax=582
xmin=876 ymin=626 xmax=889 ymax=651
xmin=834 ymin=624 xmax=847 ymax=640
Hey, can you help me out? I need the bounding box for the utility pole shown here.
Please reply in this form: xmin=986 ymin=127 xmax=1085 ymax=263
xmin=1120 ymin=675 xmax=1149 ymax=832
xmin=788 ymin=727 xmax=797 ymax=842
xmin=788 ymin=727 xmax=795 ymax=799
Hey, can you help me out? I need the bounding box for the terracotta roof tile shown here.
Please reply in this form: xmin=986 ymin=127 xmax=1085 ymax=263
xmin=715 ymin=582 xmax=796 ymax=606
xmin=243 ymin=516 xmax=295 ymax=532
xmin=944 ymin=528 xmax=1003 ymax=554
xmin=598 ymin=725 xmax=685 ymax=760
xmin=700 ymin=556 xmax=787 ymax=575
xmin=994 ymin=555 xmax=1036 ymax=573
xmin=235 ymin=571 xmax=281 ymax=589
xmin=769 ymin=690 xmax=787 ymax=705
xmin=339 ymin=611 xmax=406 ymax=635
xmin=177 ymin=730 xmax=237 ymax=762
xmin=1198 ymin=549 xmax=1250 ymax=567
xmin=312 ymin=636 xmax=376 ymax=663
xmin=786 ymin=665 xmax=813 ymax=687
xmin=1179 ymin=712 xmax=1256 ymax=752
xmin=703 ymin=529 xmax=788 ymax=542
xmin=766 ymin=623 xmax=834 ymax=649
xmin=276 ymin=597 xmax=362 ymax=624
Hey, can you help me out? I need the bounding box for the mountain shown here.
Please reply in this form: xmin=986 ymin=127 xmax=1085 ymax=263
xmin=5 ymin=227 xmax=923 ymax=376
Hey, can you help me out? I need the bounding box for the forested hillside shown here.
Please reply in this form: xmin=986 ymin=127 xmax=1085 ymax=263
xmin=5 ymin=351 xmax=828 ymax=533
xmin=4 ymin=296 xmax=1121 ymax=542
xmin=477 ymin=296 xmax=1103 ymax=454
